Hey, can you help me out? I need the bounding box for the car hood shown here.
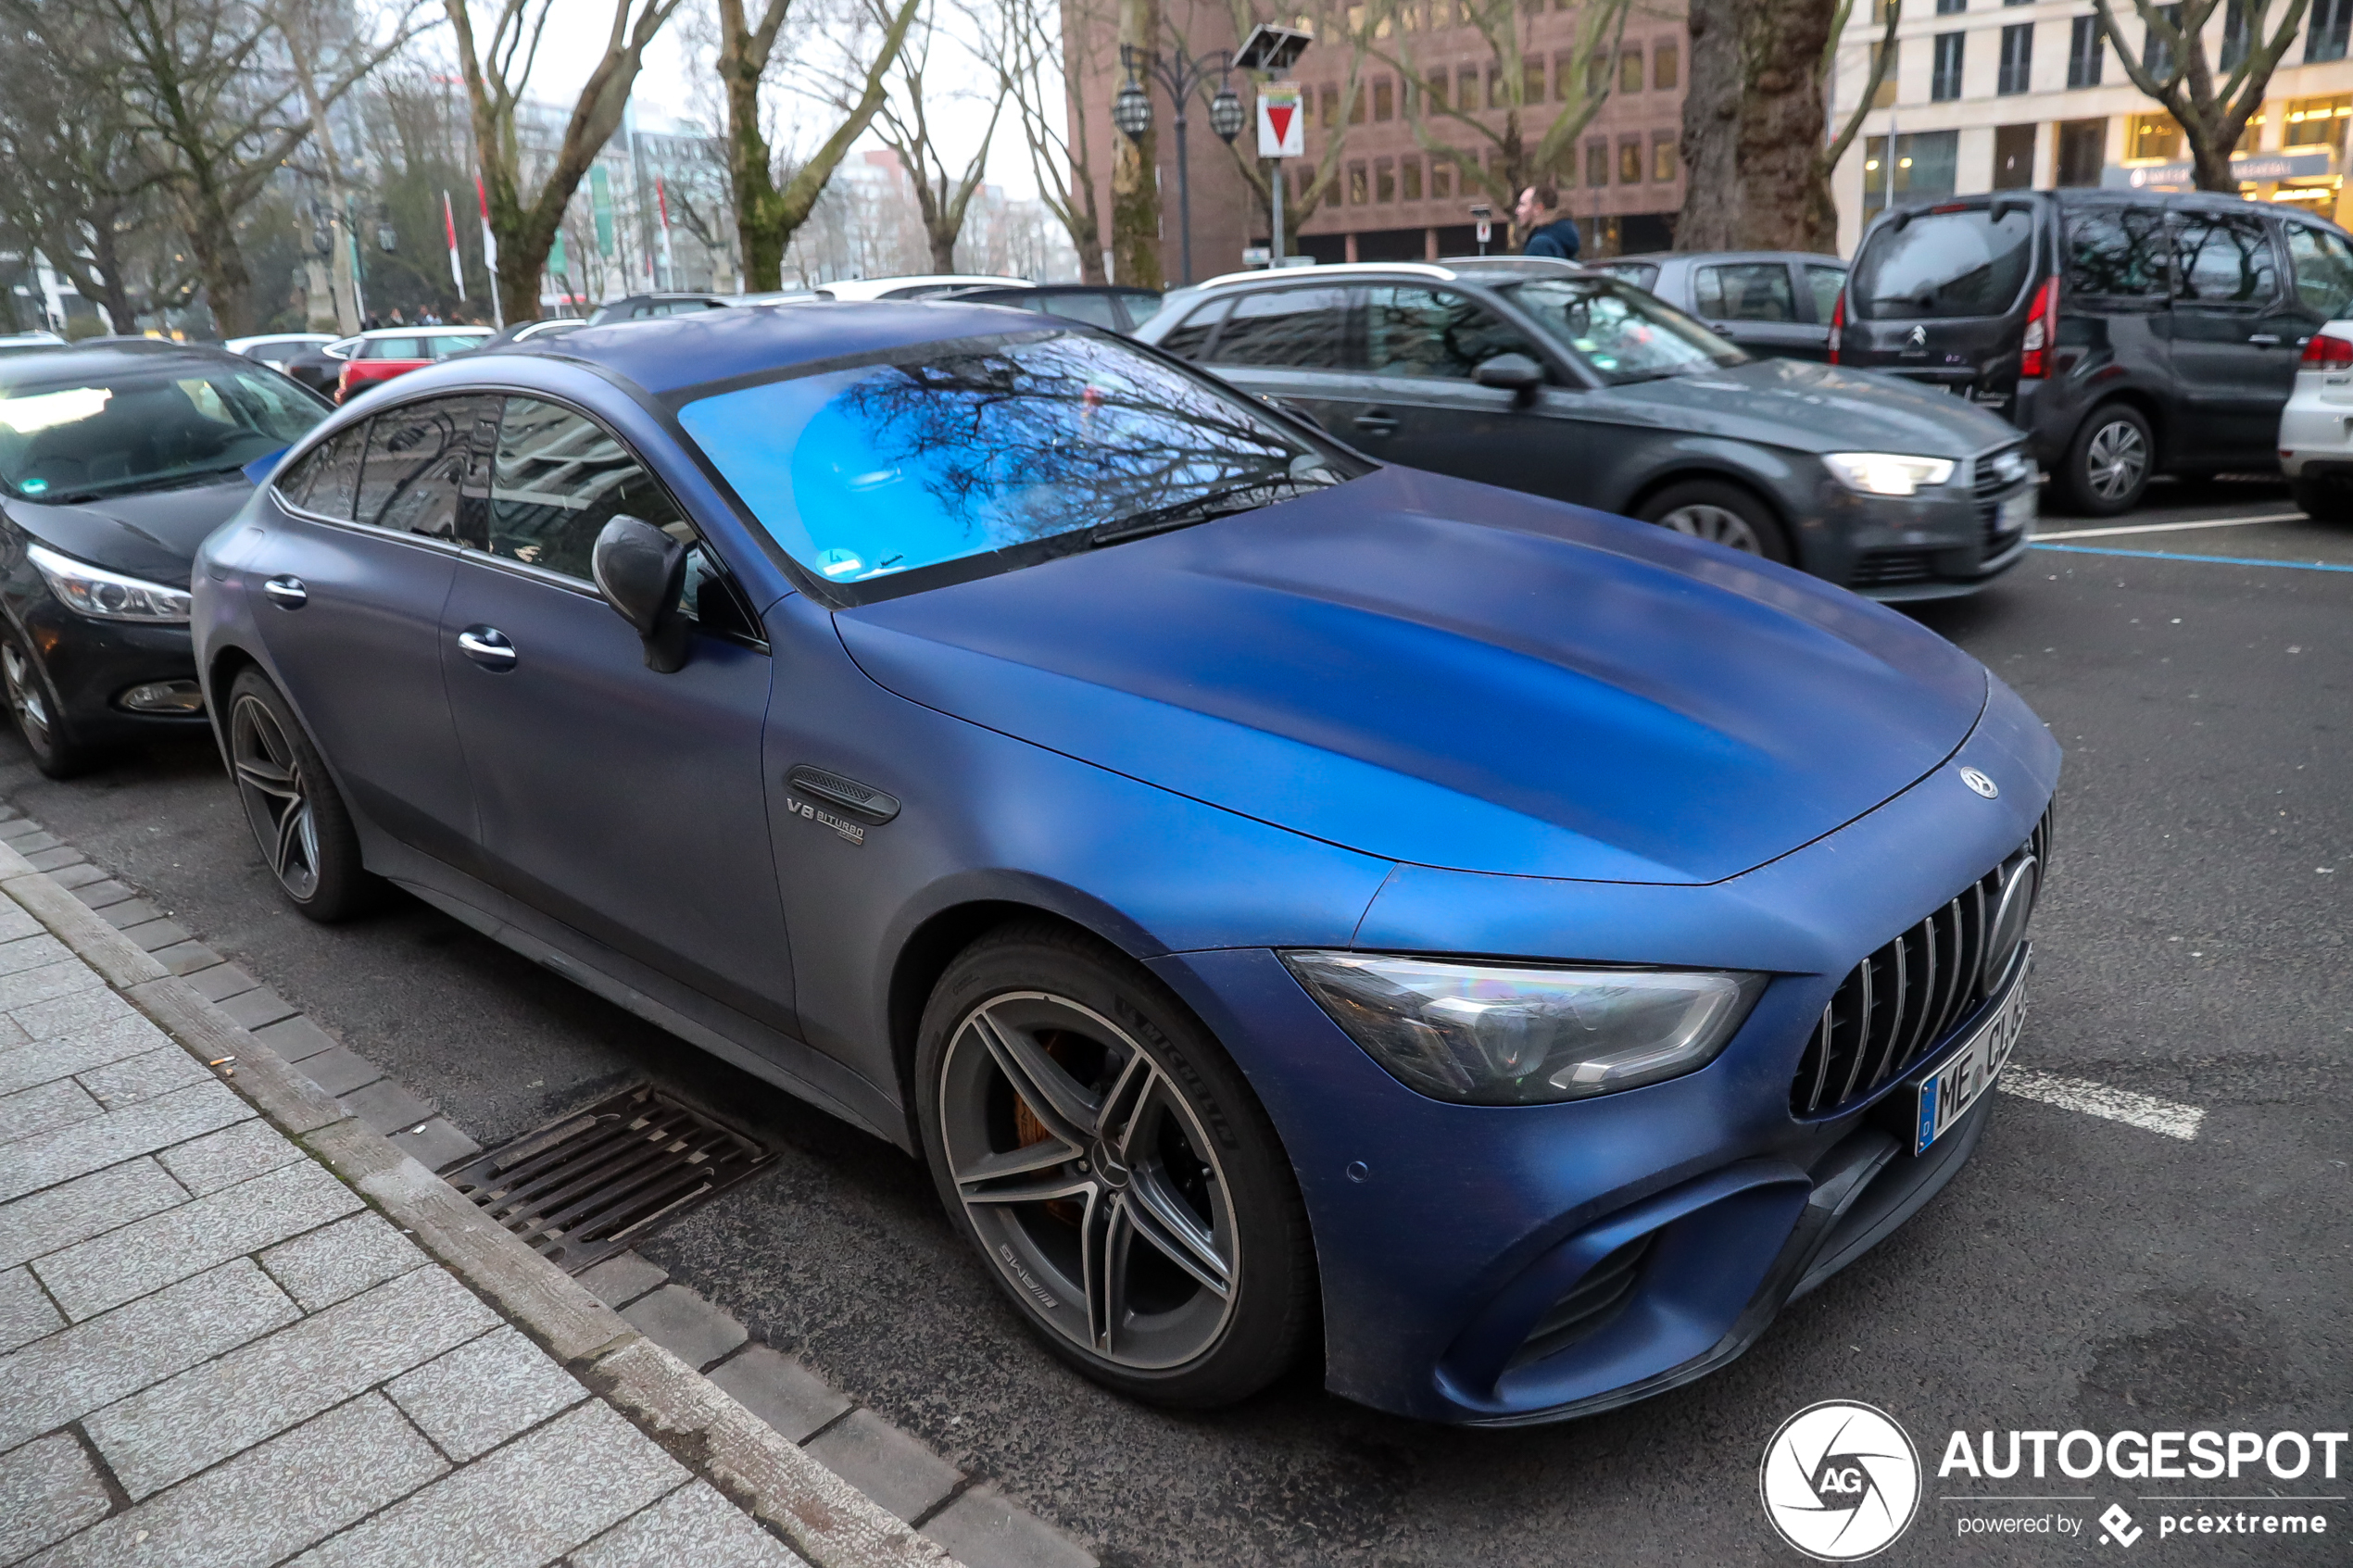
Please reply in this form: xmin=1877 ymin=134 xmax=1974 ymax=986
xmin=7 ymin=476 xmax=253 ymax=586
xmin=834 ymin=468 xmax=1988 ymax=884
xmin=1579 ymin=356 xmax=2020 ymax=458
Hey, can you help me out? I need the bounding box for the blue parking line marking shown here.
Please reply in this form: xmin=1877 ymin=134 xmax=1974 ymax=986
xmin=2032 ymin=543 xmax=2353 ymax=573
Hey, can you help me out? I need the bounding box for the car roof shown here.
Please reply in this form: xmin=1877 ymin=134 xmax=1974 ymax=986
xmin=0 ymin=337 xmax=243 ymax=387
xmin=1604 ymin=250 xmax=1844 ymax=266
xmin=1195 ymin=257 xmax=1611 ymax=289
xmin=358 ymin=324 xmax=491 ymax=337
xmin=818 ymin=274 xmax=1036 ymax=300
xmin=496 ymin=298 xmax=1075 ymax=395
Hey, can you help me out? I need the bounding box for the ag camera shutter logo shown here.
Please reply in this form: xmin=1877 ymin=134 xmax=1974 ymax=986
xmin=1760 ymin=1401 xmax=1922 ymax=1561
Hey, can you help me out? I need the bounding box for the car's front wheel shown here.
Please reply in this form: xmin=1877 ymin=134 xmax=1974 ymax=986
xmin=226 ymin=669 xmax=376 ymax=922
xmin=1637 ymin=479 xmax=1793 ymax=563
xmin=0 ymin=622 xmax=94 ymax=779
xmin=914 ymin=923 xmax=1315 ymax=1408
xmin=2060 ymin=404 xmax=2154 ymax=516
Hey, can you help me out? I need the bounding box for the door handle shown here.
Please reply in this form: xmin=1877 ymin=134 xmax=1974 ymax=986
xmin=456 ymin=625 xmax=517 ymax=671
xmin=1353 ymin=411 xmax=1400 ymax=435
xmin=2246 ymin=333 xmax=2283 ymax=346
xmin=261 ymin=576 xmax=307 ymax=609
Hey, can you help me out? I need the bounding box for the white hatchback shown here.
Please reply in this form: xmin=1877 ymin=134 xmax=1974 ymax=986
xmin=2283 ymin=320 xmax=2353 ymax=520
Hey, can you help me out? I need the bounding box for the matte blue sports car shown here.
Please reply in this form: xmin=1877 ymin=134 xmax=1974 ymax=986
xmin=190 ymin=302 xmax=2059 ymax=1424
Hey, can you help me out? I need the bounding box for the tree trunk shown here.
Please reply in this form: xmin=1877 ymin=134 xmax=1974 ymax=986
xmin=929 ymin=224 xmax=958 ymax=271
xmin=85 ymin=223 xmax=135 ymax=333
xmin=1677 ymin=0 xmax=1840 ymax=253
xmin=722 ymin=28 xmax=787 ymax=289
xmin=182 ymin=188 xmax=255 ymax=337
xmin=1110 ymin=0 xmax=1162 ymax=289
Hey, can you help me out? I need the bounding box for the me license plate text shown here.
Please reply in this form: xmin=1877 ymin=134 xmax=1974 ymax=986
xmin=1997 ymin=490 xmax=2037 ymax=535
xmin=1913 ymin=959 xmax=2030 ymax=1155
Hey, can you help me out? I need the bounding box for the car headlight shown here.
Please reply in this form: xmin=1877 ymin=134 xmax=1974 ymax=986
xmin=1822 ymin=452 xmax=1957 ymax=496
xmin=1282 ymin=951 xmax=1766 ymax=1105
xmin=27 ymin=542 xmax=193 ymax=623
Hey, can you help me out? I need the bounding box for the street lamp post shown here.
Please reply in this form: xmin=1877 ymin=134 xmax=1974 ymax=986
xmin=1114 ymin=44 xmax=1243 ymax=286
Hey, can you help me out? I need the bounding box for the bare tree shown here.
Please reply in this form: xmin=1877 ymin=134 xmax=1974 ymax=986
xmin=1676 ymin=0 xmax=1899 ymax=251
xmin=717 ymin=0 xmax=923 ymax=289
xmin=444 ymin=0 xmax=684 ymax=324
xmin=864 ymin=6 xmax=1009 ymax=272
xmin=991 ymin=0 xmax=1107 ymax=281
xmin=2096 ymin=0 xmax=2310 ymax=191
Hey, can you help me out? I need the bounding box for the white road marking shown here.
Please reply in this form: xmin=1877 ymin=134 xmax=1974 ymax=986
xmin=2032 ymin=513 xmax=2303 ymax=541
xmin=1998 ymin=1068 xmax=2206 ymax=1140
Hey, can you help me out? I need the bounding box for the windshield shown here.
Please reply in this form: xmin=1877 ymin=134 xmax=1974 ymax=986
xmin=0 ymin=362 xmax=329 ymax=503
xmin=1502 ymin=278 xmax=1747 ymax=384
xmin=1851 ymin=207 xmax=2036 ymax=320
xmin=678 ymin=331 xmax=1351 ymax=591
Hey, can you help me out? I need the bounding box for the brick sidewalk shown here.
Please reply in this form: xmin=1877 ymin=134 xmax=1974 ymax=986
xmin=0 ymin=837 xmax=954 ymax=1568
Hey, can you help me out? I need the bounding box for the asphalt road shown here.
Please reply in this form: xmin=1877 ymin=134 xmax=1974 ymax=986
xmin=6 ymin=477 xmax=2347 ymax=1566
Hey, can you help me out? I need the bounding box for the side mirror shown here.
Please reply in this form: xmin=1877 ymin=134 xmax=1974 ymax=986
xmin=1474 ymin=352 xmax=1545 ymax=402
xmin=591 ymin=515 xmax=689 ymax=673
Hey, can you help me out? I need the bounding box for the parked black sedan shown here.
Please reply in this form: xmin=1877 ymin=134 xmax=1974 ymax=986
xmin=0 ymin=339 xmax=329 ymax=773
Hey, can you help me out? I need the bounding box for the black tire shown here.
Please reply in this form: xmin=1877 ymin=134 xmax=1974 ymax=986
xmin=225 ymin=669 xmax=377 ymax=922
xmin=1636 ymin=479 xmax=1793 ymax=564
xmin=2059 ymin=403 xmax=2154 ymax=516
xmin=0 ymin=620 xmax=97 ymax=779
xmin=913 ymin=922 xmax=1315 ymax=1408
xmin=2291 ymin=475 xmax=2353 ymax=523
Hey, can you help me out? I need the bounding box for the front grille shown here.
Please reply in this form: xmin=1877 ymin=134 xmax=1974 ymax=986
xmin=1975 ymin=443 xmax=2032 ymax=549
xmin=1791 ymin=806 xmax=2053 ymax=1119
xmin=1851 ymin=550 xmax=1937 ymax=587
xmin=1509 ymin=1232 xmax=1655 ymax=1369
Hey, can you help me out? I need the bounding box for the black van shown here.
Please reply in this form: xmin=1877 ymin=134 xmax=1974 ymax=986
xmin=1834 ymin=189 xmax=2353 ymax=514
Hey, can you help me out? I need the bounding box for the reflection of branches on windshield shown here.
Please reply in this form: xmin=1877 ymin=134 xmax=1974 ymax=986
xmin=836 ymin=340 xmax=1302 ymax=544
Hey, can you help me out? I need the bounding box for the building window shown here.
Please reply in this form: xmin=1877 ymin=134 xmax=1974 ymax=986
xmin=1998 ymin=22 xmax=2033 ymax=92
xmin=1935 ymin=0 xmax=1964 ymax=13
xmin=1654 ymin=40 xmax=1678 ymax=87
xmin=1460 ymin=65 xmax=1480 ymax=107
xmin=2309 ymin=0 xmax=2351 ymax=61
xmin=1351 ymin=82 xmax=1369 ymax=122
xmin=1586 ymin=139 xmax=1609 ymax=186
xmin=1653 ymin=135 xmax=1678 ymax=182
xmin=2221 ymin=0 xmax=2251 ymax=68
xmin=1432 ymin=161 xmax=1453 ymax=198
xmin=2127 ymin=110 xmax=2183 ymax=160
xmin=1554 ymin=50 xmax=1574 ymax=99
xmin=1426 ymin=73 xmax=1446 ymax=111
xmin=1870 ymin=40 xmax=1900 ymax=107
xmin=1374 ymin=78 xmax=1394 ymax=119
xmin=1994 ymin=122 xmax=2036 ymax=186
xmin=2143 ymin=3 xmax=2182 ymax=76
xmin=2056 ymin=117 xmax=2106 ymax=184
xmin=1402 ymin=157 xmax=1424 ymax=200
xmin=1588 ymin=54 xmax=1608 ymax=96
xmin=1486 ymin=63 xmax=1501 ymax=106
xmin=1862 ymin=128 xmax=1959 ymax=217
xmin=1619 ymin=45 xmax=1644 ymax=93
xmin=1526 ymin=56 xmax=1546 ymax=101
xmin=2285 ymin=94 xmax=2352 ymax=144
xmin=2068 ymin=15 xmax=2105 ymax=85
xmin=2235 ymin=108 xmax=2265 ymax=153
xmin=1349 ymin=161 xmax=1368 ymax=204
xmin=1377 ymin=159 xmax=1396 ymax=201
xmin=1932 ymin=32 xmax=1965 ymax=99
xmin=1618 ymin=138 xmax=1642 ymax=182
xmin=1319 ymin=84 xmax=1338 ymax=125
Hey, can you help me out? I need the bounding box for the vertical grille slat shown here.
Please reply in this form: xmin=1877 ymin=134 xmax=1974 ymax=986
xmin=1790 ymin=805 xmax=2051 ymax=1119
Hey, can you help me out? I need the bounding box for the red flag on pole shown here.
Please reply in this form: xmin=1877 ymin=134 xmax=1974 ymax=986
xmin=443 ymin=191 xmax=462 ymax=294
xmin=474 ymin=176 xmax=503 ymax=328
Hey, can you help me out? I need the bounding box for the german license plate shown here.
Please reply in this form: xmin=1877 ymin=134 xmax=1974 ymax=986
xmin=1912 ymin=956 xmax=2030 ymax=1155
xmin=1996 ymin=490 xmax=2037 ymax=535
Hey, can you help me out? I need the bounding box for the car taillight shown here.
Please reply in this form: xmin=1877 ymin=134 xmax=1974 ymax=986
xmin=2020 ymin=276 xmax=2058 ymax=379
xmin=1828 ymin=291 xmax=1843 ymax=364
xmin=2301 ymin=332 xmax=2353 ymax=370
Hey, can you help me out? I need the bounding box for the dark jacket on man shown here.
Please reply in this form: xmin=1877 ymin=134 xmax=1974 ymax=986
xmin=1523 ymin=217 xmax=1581 ymax=261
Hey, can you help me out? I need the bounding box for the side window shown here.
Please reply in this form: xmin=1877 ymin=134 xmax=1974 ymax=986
xmin=355 ymin=396 xmax=496 ymax=542
xmin=487 ymin=398 xmax=688 ymax=582
xmin=2285 ymin=224 xmax=2353 ymax=317
xmin=278 ymin=421 xmax=368 ymax=520
xmin=2064 ymin=207 xmax=2170 ymax=298
xmin=365 ymin=337 xmax=426 ymax=360
xmin=1206 ymin=286 xmax=1353 ymax=369
xmin=1040 ymin=294 xmax=1124 ymax=330
xmin=1363 ymin=286 xmax=1536 ymax=379
xmin=2171 ymin=213 xmax=2279 ymax=306
xmin=1692 ymin=263 xmax=1798 ymax=321
xmin=1806 ymin=264 xmax=1847 ymax=321
xmin=1154 ymin=297 xmax=1230 ymax=358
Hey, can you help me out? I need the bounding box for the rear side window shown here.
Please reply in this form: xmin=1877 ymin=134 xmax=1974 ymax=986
xmin=488 ymin=398 xmax=687 ymax=581
xmin=428 ymin=335 xmax=488 ymax=359
xmin=1207 ymin=286 xmax=1353 ymax=368
xmin=1154 ymin=297 xmax=1229 ymax=358
xmin=361 ymin=337 xmax=427 ymax=359
xmin=1592 ymin=263 xmax=1659 ymax=292
xmin=2171 ymin=212 xmax=2279 ymax=306
xmin=1851 ymin=207 xmax=2036 ymax=320
xmin=2063 ymin=207 xmax=2170 ymax=298
xmin=1693 ymin=263 xmax=1798 ymax=321
xmin=2284 ymin=224 xmax=2353 ymax=316
xmin=279 ymin=423 xmax=368 ymax=519
xmin=1039 ymin=294 xmax=1124 ymax=330
xmin=355 ymin=396 xmax=496 ymax=542
xmin=1362 ymin=286 xmax=1535 ymax=378
xmin=1805 ymin=264 xmax=1846 ymax=321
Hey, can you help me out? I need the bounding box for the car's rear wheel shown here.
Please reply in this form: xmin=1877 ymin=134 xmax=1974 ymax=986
xmin=914 ymin=923 xmax=1315 ymax=1408
xmin=2291 ymin=475 xmax=2352 ymax=523
xmin=1 ymin=623 xmax=95 ymax=780
xmin=226 ymin=669 xmax=376 ymax=922
xmin=2060 ymin=404 xmax=2154 ymax=516
xmin=1637 ymin=480 xmax=1793 ymax=564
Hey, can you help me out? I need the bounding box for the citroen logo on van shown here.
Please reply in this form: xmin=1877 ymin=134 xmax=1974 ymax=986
xmin=1958 ymin=767 xmax=1999 ymax=799
xmin=1906 ymin=325 xmax=1929 ymax=346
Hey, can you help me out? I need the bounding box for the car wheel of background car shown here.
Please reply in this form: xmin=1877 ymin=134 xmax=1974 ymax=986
xmin=914 ymin=922 xmax=1315 ymax=1408
xmin=0 ymin=623 xmax=94 ymax=779
xmin=226 ymin=669 xmax=376 ymax=922
xmin=2060 ymin=404 xmax=2154 ymax=516
xmin=1637 ymin=480 xmax=1793 ymax=564
xmin=2290 ymin=476 xmax=2353 ymax=523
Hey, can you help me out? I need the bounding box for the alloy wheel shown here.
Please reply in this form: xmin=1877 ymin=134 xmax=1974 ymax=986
xmin=2084 ymin=419 xmax=2148 ymax=502
xmin=2 ymin=639 xmax=52 ymax=754
xmin=230 ymin=693 xmax=322 ymax=900
xmin=1656 ymin=503 xmax=1764 ymax=554
xmin=937 ymin=992 xmax=1238 ymax=1371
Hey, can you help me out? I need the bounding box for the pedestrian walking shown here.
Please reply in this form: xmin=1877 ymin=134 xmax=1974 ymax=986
xmin=1516 ymin=184 xmax=1580 ymax=261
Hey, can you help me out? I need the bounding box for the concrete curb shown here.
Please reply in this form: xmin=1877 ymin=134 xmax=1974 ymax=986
xmin=0 ymin=835 xmax=959 ymax=1568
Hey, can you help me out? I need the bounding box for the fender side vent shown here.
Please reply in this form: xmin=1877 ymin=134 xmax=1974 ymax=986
xmin=442 ymin=1084 xmax=770 ymax=1273
xmin=786 ymin=764 xmax=900 ymax=823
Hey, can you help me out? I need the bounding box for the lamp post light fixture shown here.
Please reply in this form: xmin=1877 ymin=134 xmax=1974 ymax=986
xmin=1114 ymin=42 xmax=1239 ymax=286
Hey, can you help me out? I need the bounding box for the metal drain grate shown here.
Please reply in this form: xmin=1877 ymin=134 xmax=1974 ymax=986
xmin=442 ymin=1085 xmax=770 ymax=1273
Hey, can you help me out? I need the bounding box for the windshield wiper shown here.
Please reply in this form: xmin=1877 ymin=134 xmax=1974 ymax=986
xmin=1088 ymin=477 xmax=1304 ymax=546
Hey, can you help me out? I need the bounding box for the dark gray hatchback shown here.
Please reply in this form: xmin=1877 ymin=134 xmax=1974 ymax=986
xmin=1136 ymin=257 xmax=2035 ymax=599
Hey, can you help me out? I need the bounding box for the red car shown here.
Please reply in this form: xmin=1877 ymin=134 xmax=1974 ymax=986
xmin=334 ymin=326 xmax=493 ymax=403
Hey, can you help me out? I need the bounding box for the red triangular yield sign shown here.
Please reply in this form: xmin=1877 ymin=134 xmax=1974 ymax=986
xmin=1267 ymin=105 xmax=1295 ymax=144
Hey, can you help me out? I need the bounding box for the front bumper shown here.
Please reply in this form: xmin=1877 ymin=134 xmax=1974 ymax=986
xmin=8 ymin=589 xmax=206 ymax=744
xmin=1806 ymin=472 xmax=2035 ymax=602
xmin=1150 ymin=674 xmax=2059 ymax=1424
